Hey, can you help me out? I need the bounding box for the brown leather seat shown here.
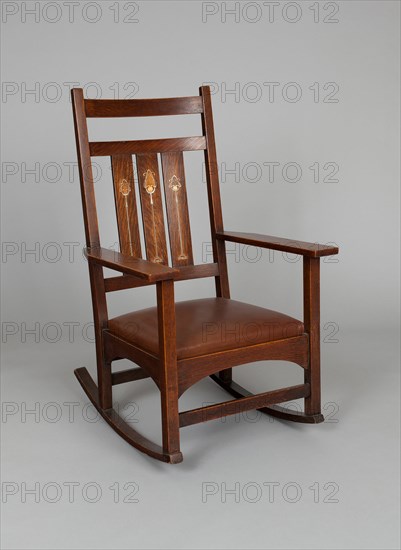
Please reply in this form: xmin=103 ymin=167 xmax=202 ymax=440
xmin=108 ymin=298 xmax=304 ymax=360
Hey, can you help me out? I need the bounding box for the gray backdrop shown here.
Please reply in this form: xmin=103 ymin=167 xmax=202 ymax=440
xmin=1 ymin=1 xmax=400 ymax=549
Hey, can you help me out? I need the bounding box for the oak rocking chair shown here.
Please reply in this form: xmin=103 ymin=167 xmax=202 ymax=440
xmin=71 ymin=86 xmax=338 ymax=464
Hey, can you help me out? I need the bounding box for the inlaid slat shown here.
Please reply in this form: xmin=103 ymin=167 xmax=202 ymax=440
xmin=111 ymin=155 xmax=141 ymax=257
xmin=90 ymin=137 xmax=206 ymax=157
xmin=85 ymin=96 xmax=203 ymax=118
xmin=161 ymin=152 xmax=193 ymax=266
xmin=136 ymin=154 xmax=168 ymax=265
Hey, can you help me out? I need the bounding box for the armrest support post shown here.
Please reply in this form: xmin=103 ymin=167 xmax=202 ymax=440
xmin=303 ymin=257 xmax=321 ymax=415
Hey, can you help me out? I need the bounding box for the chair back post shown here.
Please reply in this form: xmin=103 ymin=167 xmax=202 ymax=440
xmin=71 ymin=88 xmax=100 ymax=249
xmin=71 ymin=88 xmax=110 ymax=407
xmin=199 ymin=86 xmax=230 ymax=298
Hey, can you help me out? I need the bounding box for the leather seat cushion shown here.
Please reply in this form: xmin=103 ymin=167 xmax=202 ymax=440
xmin=108 ymin=298 xmax=304 ymax=360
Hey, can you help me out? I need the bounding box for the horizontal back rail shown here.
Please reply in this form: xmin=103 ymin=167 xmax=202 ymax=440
xmin=85 ymin=96 xmax=203 ymax=118
xmin=89 ymin=137 xmax=206 ymax=156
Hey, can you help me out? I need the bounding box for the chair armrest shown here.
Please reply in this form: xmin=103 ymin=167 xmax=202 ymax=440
xmin=85 ymin=247 xmax=178 ymax=282
xmin=216 ymin=231 xmax=339 ymax=258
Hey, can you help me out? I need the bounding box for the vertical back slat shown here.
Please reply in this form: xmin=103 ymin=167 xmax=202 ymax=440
xmin=161 ymin=152 xmax=193 ymax=266
xmin=111 ymin=154 xmax=142 ymax=257
xmin=136 ymin=153 xmax=168 ymax=264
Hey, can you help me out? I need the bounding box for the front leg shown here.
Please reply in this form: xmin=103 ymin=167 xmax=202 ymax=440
xmin=157 ymin=280 xmax=183 ymax=463
xmin=303 ymin=257 xmax=322 ymax=416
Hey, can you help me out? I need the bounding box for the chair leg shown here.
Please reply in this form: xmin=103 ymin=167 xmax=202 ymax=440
xmin=97 ymin=359 xmax=112 ymax=410
xmin=88 ymin=261 xmax=112 ymax=410
xmin=160 ymin=380 xmax=181 ymax=460
xmin=218 ymin=368 xmax=232 ymax=383
xmin=157 ymin=280 xmax=183 ymax=463
xmin=303 ymin=257 xmax=322 ymax=416
xmin=304 ymin=347 xmax=321 ymax=415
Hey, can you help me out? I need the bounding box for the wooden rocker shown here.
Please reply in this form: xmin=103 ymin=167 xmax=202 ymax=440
xmin=71 ymin=86 xmax=339 ymax=464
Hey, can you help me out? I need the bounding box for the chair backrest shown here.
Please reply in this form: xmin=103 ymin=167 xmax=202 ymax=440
xmin=71 ymin=86 xmax=229 ymax=297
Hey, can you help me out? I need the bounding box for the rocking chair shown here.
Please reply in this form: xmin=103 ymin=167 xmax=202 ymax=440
xmin=71 ymin=86 xmax=339 ymax=464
